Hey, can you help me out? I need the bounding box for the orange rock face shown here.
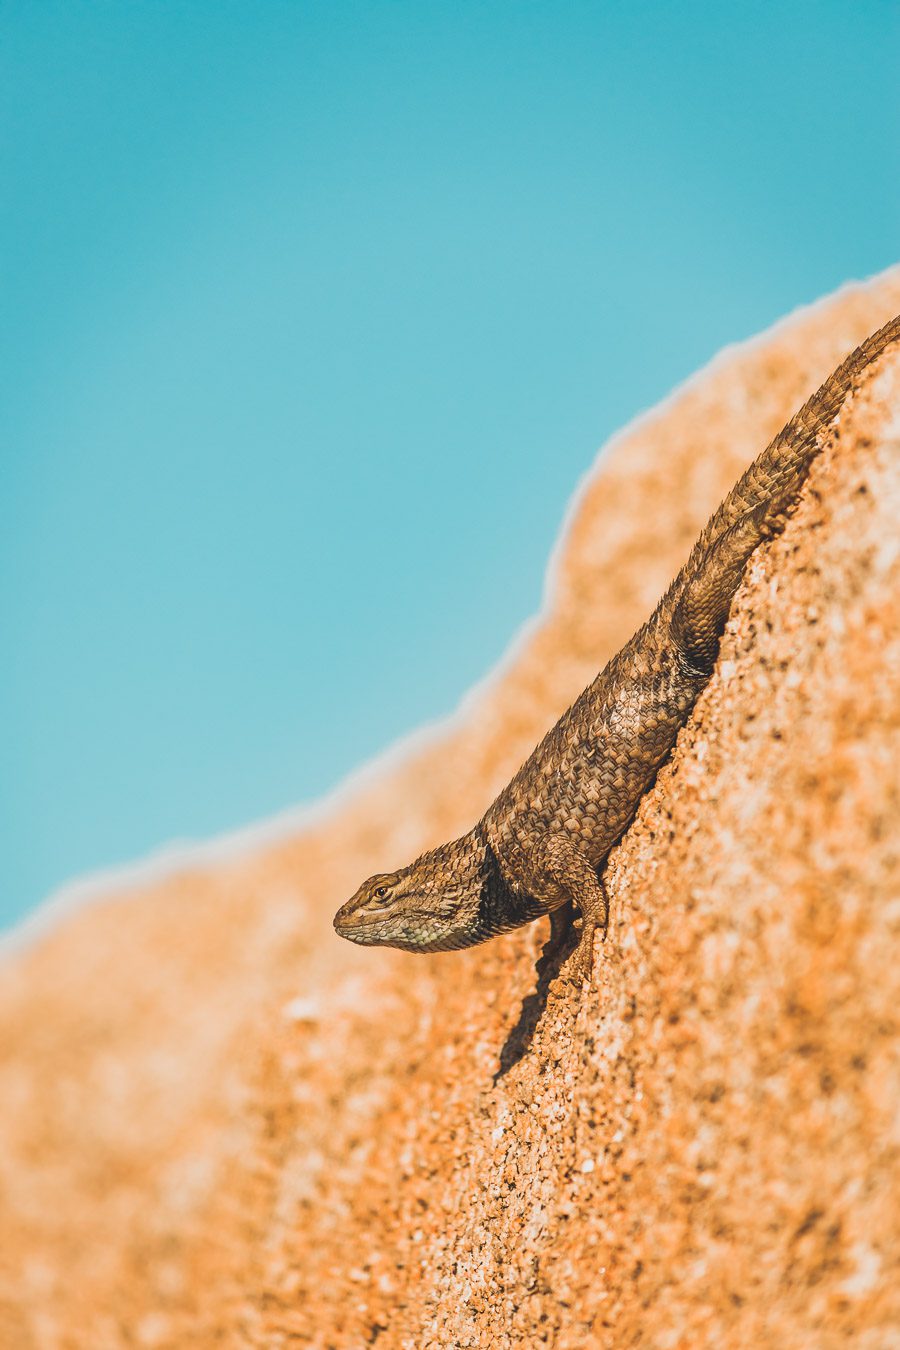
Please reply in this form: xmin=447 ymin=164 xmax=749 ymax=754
xmin=1 ymin=272 xmax=899 ymax=1349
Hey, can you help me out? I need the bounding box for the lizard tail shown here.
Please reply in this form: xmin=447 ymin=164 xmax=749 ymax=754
xmin=667 ymin=310 xmax=900 ymax=675
xmin=696 ymin=310 xmax=900 ymax=556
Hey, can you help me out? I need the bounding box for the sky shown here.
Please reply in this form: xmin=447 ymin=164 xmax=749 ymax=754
xmin=1 ymin=1 xmax=897 ymax=929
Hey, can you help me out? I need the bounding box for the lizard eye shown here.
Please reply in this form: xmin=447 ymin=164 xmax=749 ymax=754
xmin=374 ymin=885 xmax=389 ymax=899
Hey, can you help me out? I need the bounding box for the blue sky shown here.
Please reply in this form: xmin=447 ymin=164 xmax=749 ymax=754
xmin=1 ymin=2 xmax=897 ymax=928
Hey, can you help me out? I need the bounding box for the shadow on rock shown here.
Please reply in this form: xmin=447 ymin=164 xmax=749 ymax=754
xmin=494 ymin=904 xmax=578 ymax=1081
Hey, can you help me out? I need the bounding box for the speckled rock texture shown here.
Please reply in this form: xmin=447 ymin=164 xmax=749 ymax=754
xmin=1 ymin=271 xmax=899 ymax=1350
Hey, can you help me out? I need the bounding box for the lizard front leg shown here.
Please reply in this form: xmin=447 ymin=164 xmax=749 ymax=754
xmin=536 ymin=835 xmax=609 ymax=987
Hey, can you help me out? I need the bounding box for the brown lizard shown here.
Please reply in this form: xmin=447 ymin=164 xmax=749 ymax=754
xmin=334 ymin=313 xmax=900 ymax=984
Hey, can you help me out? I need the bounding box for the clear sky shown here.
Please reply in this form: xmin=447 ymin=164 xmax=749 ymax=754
xmin=1 ymin=2 xmax=897 ymax=928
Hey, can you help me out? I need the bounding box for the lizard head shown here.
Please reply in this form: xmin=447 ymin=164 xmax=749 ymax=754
xmin=333 ymin=834 xmax=490 ymax=952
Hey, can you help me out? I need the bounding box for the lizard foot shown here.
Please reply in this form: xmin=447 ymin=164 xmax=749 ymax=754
xmin=563 ymin=916 xmax=605 ymax=989
xmin=536 ymin=837 xmax=610 ymax=991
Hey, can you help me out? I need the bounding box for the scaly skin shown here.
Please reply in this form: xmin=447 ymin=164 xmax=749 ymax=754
xmin=334 ymin=314 xmax=900 ymax=983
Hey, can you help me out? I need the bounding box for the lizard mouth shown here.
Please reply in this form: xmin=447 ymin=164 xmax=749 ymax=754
xmin=333 ymin=917 xmax=383 ymax=946
xmin=333 ymin=901 xmax=407 ymax=946
xmin=334 ymin=909 xmax=488 ymax=954
xmin=333 ymin=903 xmax=468 ymax=952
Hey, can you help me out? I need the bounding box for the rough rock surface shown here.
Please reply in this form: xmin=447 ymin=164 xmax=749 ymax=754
xmin=1 ymin=271 xmax=899 ymax=1349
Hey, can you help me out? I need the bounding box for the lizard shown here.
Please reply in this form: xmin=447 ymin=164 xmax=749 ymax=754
xmin=334 ymin=312 xmax=900 ymax=985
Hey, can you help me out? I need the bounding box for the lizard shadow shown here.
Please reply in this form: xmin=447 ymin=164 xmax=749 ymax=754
xmin=493 ymin=904 xmax=578 ymax=1082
